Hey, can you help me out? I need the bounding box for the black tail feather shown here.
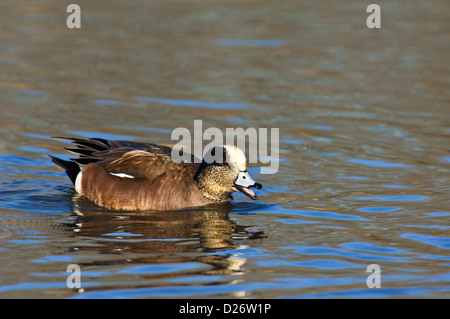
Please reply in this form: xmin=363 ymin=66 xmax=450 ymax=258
xmin=53 ymin=136 xmax=110 ymax=152
xmin=64 ymin=147 xmax=96 ymax=156
xmin=71 ymin=157 xmax=100 ymax=166
xmin=51 ymin=136 xmax=111 ymax=168
xmin=48 ymin=154 xmax=80 ymax=185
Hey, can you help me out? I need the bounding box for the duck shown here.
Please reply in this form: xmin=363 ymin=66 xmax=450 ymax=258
xmin=49 ymin=137 xmax=262 ymax=211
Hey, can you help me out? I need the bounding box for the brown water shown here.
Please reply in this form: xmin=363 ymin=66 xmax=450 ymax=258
xmin=0 ymin=0 xmax=449 ymax=298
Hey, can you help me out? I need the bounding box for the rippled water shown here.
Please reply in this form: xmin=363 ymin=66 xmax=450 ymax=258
xmin=1 ymin=0 xmax=449 ymax=298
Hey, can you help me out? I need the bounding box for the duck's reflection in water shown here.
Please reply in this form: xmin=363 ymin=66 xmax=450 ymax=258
xmin=66 ymin=195 xmax=265 ymax=283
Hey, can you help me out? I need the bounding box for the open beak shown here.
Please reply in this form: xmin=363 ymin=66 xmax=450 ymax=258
xmin=234 ymin=171 xmax=262 ymax=200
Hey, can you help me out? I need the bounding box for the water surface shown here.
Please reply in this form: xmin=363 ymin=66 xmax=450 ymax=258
xmin=0 ymin=0 xmax=449 ymax=298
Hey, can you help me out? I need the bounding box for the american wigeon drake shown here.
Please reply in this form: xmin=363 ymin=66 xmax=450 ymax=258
xmin=49 ymin=137 xmax=262 ymax=211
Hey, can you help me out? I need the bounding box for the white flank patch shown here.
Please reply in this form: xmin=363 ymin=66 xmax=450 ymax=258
xmin=110 ymin=172 xmax=135 ymax=178
xmin=74 ymin=172 xmax=83 ymax=194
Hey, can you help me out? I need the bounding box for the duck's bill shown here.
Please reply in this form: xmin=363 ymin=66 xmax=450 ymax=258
xmin=235 ymin=184 xmax=262 ymax=200
xmin=234 ymin=171 xmax=263 ymax=200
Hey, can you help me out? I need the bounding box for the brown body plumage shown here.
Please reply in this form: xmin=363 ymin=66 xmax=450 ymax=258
xmin=49 ymin=137 xmax=262 ymax=211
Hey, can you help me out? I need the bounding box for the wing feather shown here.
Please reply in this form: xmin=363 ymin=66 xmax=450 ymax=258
xmin=52 ymin=137 xmax=200 ymax=180
xmin=103 ymin=150 xmax=199 ymax=180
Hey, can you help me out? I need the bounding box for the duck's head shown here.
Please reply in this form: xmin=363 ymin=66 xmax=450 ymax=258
xmin=194 ymin=145 xmax=262 ymax=202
